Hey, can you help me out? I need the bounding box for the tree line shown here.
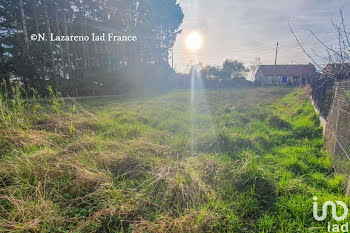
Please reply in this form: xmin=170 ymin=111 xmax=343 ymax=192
xmin=0 ymin=0 xmax=184 ymax=96
xmin=174 ymin=59 xmax=260 ymax=88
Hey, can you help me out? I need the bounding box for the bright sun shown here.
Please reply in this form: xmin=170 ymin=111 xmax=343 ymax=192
xmin=186 ymin=31 xmax=203 ymax=52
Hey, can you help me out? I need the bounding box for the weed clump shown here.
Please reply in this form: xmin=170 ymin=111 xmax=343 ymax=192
xmin=268 ymin=115 xmax=291 ymax=129
xmin=0 ymin=196 xmax=60 ymax=232
xmin=252 ymin=135 xmax=272 ymax=150
xmin=293 ymin=124 xmax=323 ymax=139
xmin=196 ymin=131 xmax=254 ymax=155
xmin=132 ymin=210 xmax=220 ymax=233
xmin=233 ymin=155 xmax=276 ymax=208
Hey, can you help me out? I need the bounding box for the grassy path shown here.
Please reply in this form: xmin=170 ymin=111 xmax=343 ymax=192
xmin=0 ymin=87 xmax=348 ymax=232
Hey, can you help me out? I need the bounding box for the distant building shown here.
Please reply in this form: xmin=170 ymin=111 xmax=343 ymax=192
xmin=254 ymin=64 xmax=316 ymax=85
xmin=323 ymin=63 xmax=350 ymax=80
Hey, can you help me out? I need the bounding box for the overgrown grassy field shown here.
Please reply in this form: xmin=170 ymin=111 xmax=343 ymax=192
xmin=0 ymin=87 xmax=348 ymax=232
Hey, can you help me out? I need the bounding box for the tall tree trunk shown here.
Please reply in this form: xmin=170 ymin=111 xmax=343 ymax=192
xmin=70 ymin=18 xmax=79 ymax=81
xmin=63 ymin=14 xmax=72 ymax=91
xmin=34 ymin=4 xmax=39 ymax=34
xmin=56 ymin=10 xmax=66 ymax=82
xmin=19 ymin=0 xmax=29 ymax=52
xmin=34 ymin=3 xmax=44 ymax=82
xmin=45 ymin=7 xmax=59 ymax=89
xmin=93 ymin=26 xmax=99 ymax=68
xmin=80 ymin=14 xmax=87 ymax=80
xmin=84 ymin=18 xmax=90 ymax=73
xmin=19 ymin=0 xmax=30 ymax=90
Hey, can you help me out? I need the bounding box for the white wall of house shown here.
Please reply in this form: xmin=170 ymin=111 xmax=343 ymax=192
xmin=255 ymin=75 xmax=307 ymax=85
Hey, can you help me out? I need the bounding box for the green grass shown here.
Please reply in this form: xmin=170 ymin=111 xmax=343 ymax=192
xmin=346 ymin=91 xmax=350 ymax=100
xmin=0 ymin=87 xmax=348 ymax=232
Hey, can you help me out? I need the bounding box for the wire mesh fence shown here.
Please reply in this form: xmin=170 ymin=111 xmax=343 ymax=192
xmin=321 ymin=81 xmax=350 ymax=192
xmin=310 ymin=75 xmax=335 ymax=119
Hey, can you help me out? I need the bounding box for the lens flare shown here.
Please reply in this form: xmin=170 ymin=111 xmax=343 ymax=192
xmin=186 ymin=31 xmax=203 ymax=52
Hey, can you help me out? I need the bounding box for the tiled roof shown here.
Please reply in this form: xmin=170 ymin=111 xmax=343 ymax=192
xmin=257 ymin=64 xmax=316 ymax=76
xmin=323 ymin=63 xmax=350 ymax=79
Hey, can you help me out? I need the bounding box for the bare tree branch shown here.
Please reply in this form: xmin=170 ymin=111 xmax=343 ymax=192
xmin=288 ymin=21 xmax=325 ymax=73
xmin=308 ymin=29 xmax=342 ymax=58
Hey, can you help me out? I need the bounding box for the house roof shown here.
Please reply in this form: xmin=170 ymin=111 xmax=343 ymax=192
xmin=257 ymin=64 xmax=316 ymax=77
xmin=323 ymin=63 xmax=350 ymax=79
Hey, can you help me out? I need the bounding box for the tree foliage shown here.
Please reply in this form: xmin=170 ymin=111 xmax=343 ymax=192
xmin=201 ymin=59 xmax=249 ymax=80
xmin=0 ymin=0 xmax=184 ymax=96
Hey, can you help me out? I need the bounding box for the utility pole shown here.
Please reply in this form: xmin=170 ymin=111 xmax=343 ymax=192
xmin=273 ymin=41 xmax=279 ymax=84
xmin=274 ymin=41 xmax=279 ymax=65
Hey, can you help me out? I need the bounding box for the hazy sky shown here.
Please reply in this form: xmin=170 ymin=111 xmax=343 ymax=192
xmin=173 ymin=0 xmax=350 ymax=73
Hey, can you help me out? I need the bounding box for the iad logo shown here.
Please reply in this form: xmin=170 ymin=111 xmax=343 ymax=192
xmin=313 ymin=196 xmax=349 ymax=232
xmin=313 ymin=196 xmax=348 ymax=221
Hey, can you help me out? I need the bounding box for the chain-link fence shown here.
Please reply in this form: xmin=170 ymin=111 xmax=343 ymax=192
xmin=310 ymin=75 xmax=335 ymax=119
xmin=322 ymin=81 xmax=350 ymax=193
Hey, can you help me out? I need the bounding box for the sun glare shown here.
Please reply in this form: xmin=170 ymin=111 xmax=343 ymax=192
xmin=186 ymin=31 xmax=203 ymax=52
